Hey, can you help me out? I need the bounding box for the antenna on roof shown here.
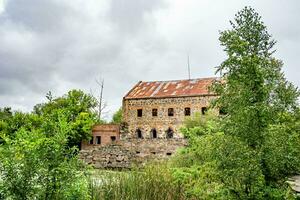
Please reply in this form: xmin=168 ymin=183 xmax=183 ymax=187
xmin=187 ymin=54 xmax=191 ymax=80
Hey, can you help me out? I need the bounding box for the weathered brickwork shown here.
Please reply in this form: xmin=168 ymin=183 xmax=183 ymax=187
xmin=81 ymin=124 xmax=119 ymax=150
xmin=80 ymin=78 xmax=218 ymax=168
xmin=122 ymin=95 xmax=217 ymax=139
xmin=79 ymin=138 xmax=188 ymax=168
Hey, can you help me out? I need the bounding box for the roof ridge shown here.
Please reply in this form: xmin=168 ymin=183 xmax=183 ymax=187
xmin=140 ymin=76 xmax=219 ymax=83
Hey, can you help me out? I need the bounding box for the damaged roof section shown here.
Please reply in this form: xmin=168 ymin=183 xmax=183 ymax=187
xmin=124 ymin=77 xmax=218 ymax=99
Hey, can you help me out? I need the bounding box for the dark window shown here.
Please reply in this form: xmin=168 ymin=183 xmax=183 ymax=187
xmin=151 ymin=152 xmax=156 ymax=155
xmin=111 ymin=136 xmax=116 ymax=142
xmin=136 ymin=129 xmax=143 ymax=139
xmin=184 ymin=107 xmax=191 ymax=116
xmin=168 ymin=108 xmax=174 ymax=116
xmin=96 ymin=136 xmax=101 ymax=144
xmin=166 ymin=128 xmax=174 ymax=138
xmin=219 ymin=107 xmax=227 ymax=115
xmin=89 ymin=137 xmax=93 ymax=145
xmin=201 ymin=107 xmax=207 ymax=115
xmin=166 ymin=153 xmax=172 ymax=156
xmin=137 ymin=109 xmax=143 ymax=117
xmin=152 ymin=109 xmax=158 ymax=117
xmin=136 ymin=151 xmax=140 ymax=154
xmin=151 ymin=128 xmax=157 ymax=139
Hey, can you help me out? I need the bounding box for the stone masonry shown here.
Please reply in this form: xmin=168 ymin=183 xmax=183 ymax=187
xmin=80 ymin=78 xmax=218 ymax=168
xmin=122 ymin=95 xmax=217 ymax=139
xmin=80 ymin=138 xmax=187 ymax=168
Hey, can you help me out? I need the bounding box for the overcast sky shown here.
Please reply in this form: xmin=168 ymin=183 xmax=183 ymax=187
xmin=0 ymin=0 xmax=299 ymax=120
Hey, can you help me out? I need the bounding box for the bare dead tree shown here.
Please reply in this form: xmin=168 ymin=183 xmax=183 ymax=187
xmin=94 ymin=78 xmax=108 ymax=121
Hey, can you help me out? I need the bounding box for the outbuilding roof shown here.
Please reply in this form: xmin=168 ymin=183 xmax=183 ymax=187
xmin=124 ymin=77 xmax=218 ymax=99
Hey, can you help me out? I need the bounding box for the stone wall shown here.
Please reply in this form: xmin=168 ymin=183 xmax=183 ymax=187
xmin=79 ymin=138 xmax=187 ymax=168
xmin=123 ymin=95 xmax=217 ymax=139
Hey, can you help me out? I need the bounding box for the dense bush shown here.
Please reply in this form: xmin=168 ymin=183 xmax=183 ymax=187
xmin=0 ymin=113 xmax=90 ymax=200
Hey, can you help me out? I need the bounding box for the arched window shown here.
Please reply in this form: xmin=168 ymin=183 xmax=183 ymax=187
xmin=166 ymin=128 xmax=174 ymax=138
xmin=151 ymin=128 xmax=157 ymax=139
xmin=136 ymin=128 xmax=143 ymax=139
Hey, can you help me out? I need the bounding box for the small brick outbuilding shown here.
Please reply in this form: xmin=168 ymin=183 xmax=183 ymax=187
xmin=81 ymin=124 xmax=120 ymax=150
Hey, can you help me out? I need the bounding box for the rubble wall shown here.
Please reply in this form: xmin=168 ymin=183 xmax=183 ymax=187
xmin=79 ymin=138 xmax=187 ymax=168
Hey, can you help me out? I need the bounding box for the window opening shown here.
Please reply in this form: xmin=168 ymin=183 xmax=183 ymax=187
xmin=184 ymin=107 xmax=191 ymax=116
xmin=168 ymin=108 xmax=174 ymax=116
xmin=96 ymin=136 xmax=101 ymax=144
xmin=152 ymin=108 xmax=158 ymax=117
xmin=201 ymin=107 xmax=207 ymax=115
xmin=166 ymin=128 xmax=174 ymax=138
xmin=111 ymin=136 xmax=116 ymax=142
xmin=151 ymin=128 xmax=157 ymax=139
xmin=137 ymin=109 xmax=143 ymax=117
xmin=136 ymin=129 xmax=143 ymax=139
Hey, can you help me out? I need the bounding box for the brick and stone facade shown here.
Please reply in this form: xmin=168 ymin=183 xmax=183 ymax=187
xmin=81 ymin=124 xmax=120 ymax=150
xmin=122 ymin=77 xmax=218 ymax=139
xmin=122 ymin=95 xmax=216 ymax=139
xmin=80 ymin=77 xmax=218 ymax=168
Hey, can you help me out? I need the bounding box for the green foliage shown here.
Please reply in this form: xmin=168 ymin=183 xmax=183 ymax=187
xmin=0 ymin=107 xmax=12 ymax=121
xmin=262 ymin=110 xmax=300 ymax=181
xmin=111 ymin=108 xmax=122 ymax=124
xmin=180 ymin=111 xmax=221 ymax=138
xmin=212 ymin=7 xmax=299 ymax=148
xmin=89 ymin=163 xmax=185 ymax=200
xmin=0 ymin=89 xmax=98 ymax=149
xmin=0 ymin=113 xmax=89 ymax=199
xmin=174 ymin=7 xmax=300 ymax=199
xmin=174 ymin=116 xmax=265 ymax=199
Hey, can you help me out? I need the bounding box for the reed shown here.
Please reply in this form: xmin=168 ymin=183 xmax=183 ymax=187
xmin=88 ymin=163 xmax=185 ymax=200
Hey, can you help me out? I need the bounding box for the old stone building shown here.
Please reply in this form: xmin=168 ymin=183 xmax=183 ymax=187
xmin=122 ymin=77 xmax=218 ymax=139
xmin=80 ymin=77 xmax=218 ymax=168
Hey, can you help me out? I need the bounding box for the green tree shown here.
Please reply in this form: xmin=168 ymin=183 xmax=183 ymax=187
xmin=0 ymin=112 xmax=89 ymax=199
xmin=212 ymin=7 xmax=299 ymax=148
xmin=174 ymin=7 xmax=300 ymax=199
xmin=111 ymin=108 xmax=122 ymax=124
xmin=0 ymin=107 xmax=12 ymax=121
xmin=33 ymin=89 xmax=98 ymax=148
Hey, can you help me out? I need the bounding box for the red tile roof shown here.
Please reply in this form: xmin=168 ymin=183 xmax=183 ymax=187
xmin=124 ymin=77 xmax=218 ymax=99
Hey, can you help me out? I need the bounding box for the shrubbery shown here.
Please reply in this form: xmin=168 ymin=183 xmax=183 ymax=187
xmin=0 ymin=113 xmax=89 ymax=200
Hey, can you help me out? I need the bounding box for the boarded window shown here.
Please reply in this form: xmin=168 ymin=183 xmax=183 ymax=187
xmin=168 ymin=108 xmax=174 ymax=116
xmin=111 ymin=136 xmax=116 ymax=142
xmin=137 ymin=109 xmax=143 ymax=117
xmin=201 ymin=107 xmax=207 ymax=115
xmin=136 ymin=129 xmax=143 ymax=139
xmin=89 ymin=137 xmax=93 ymax=145
xmin=152 ymin=108 xmax=158 ymax=117
xmin=184 ymin=107 xmax=191 ymax=116
xmin=151 ymin=128 xmax=157 ymax=139
xmin=166 ymin=128 xmax=174 ymax=138
xmin=96 ymin=136 xmax=101 ymax=144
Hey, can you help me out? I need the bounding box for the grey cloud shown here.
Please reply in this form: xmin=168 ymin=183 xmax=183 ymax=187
xmin=0 ymin=0 xmax=299 ymax=120
xmin=109 ymin=0 xmax=165 ymax=34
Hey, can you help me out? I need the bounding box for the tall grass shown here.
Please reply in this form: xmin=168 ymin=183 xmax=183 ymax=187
xmin=88 ymin=163 xmax=185 ymax=200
